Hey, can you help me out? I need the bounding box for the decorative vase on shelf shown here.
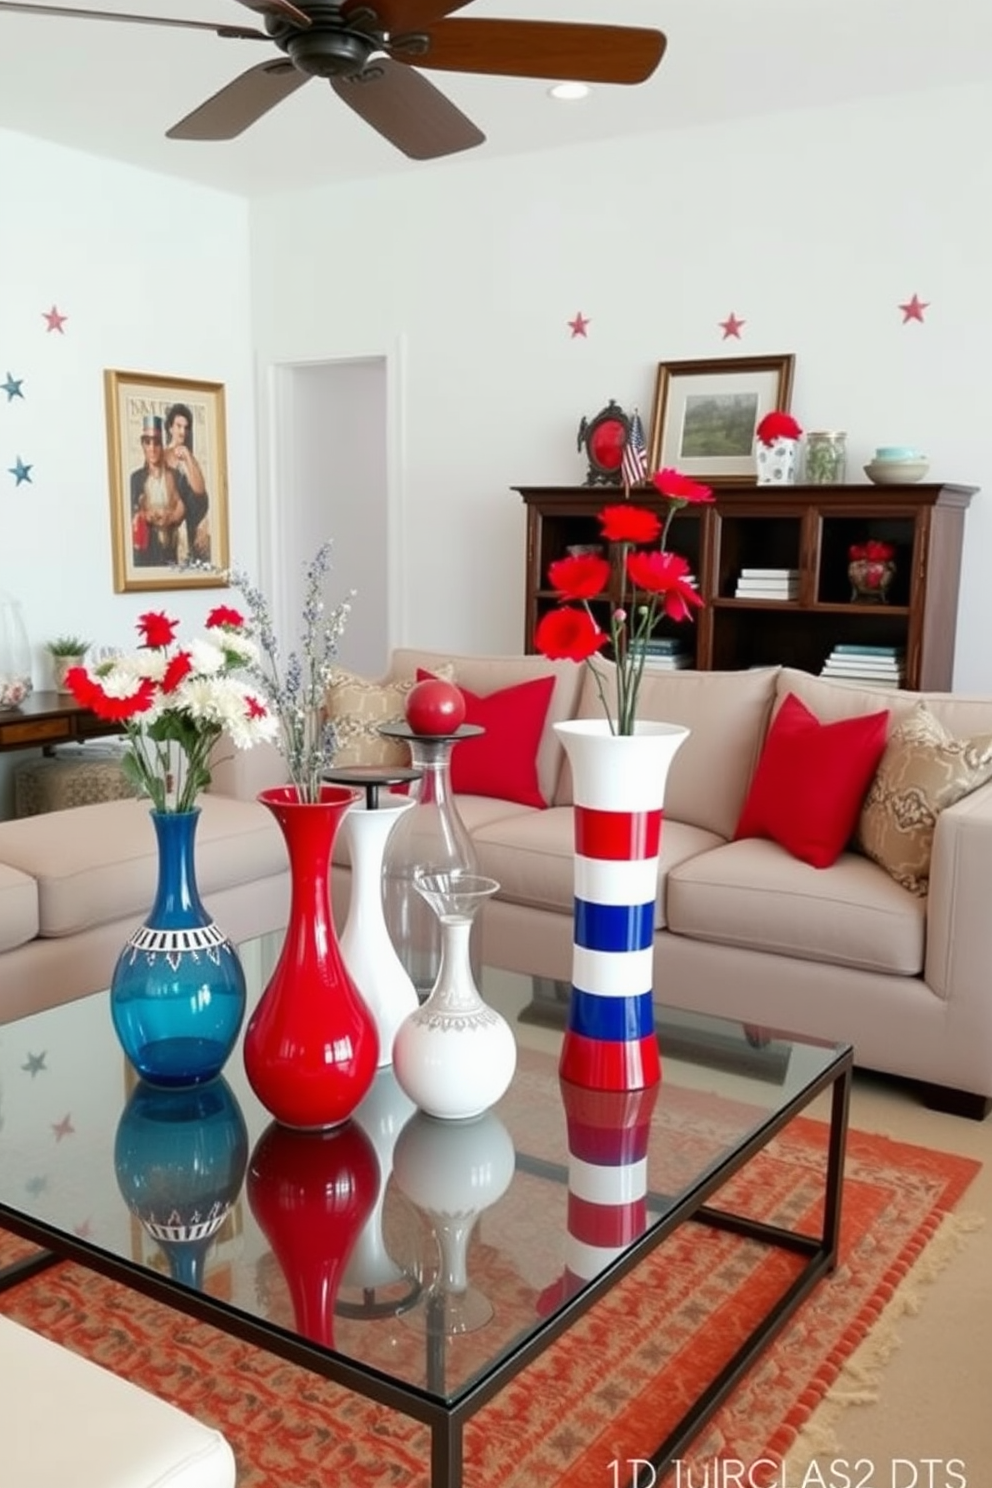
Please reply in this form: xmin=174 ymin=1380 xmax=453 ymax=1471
xmin=393 ymin=1107 xmax=516 ymax=1338
xmin=805 ymin=430 xmax=847 ymax=484
xmin=0 ymin=591 xmax=32 ymax=711
xmin=111 ymin=809 xmax=246 ymax=1087
xmin=113 ymin=1076 xmax=248 ymax=1291
xmin=553 ymin=719 xmax=689 ymax=1092
xmin=336 ymin=778 xmax=419 ymax=1067
xmin=392 ymin=871 xmax=516 ymax=1121
xmin=848 ymin=556 xmax=896 ymax=603
xmin=755 ymin=437 xmax=799 ymax=485
xmin=244 ymin=786 xmax=380 ymax=1131
xmin=247 ymin=1118 xmax=380 ymax=1349
xmin=380 ymin=723 xmax=484 ymax=1001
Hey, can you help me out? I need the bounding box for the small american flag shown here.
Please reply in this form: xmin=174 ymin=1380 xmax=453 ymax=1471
xmin=621 ymin=410 xmax=648 ymax=489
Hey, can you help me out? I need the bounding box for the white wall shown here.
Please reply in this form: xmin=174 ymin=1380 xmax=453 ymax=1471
xmin=0 ymin=129 xmax=256 ymax=813
xmin=248 ymin=80 xmax=992 ymax=691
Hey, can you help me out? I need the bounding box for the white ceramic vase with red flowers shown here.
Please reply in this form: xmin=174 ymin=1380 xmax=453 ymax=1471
xmin=755 ymin=411 xmax=803 ymax=485
xmin=533 ymin=468 xmax=710 ymax=1091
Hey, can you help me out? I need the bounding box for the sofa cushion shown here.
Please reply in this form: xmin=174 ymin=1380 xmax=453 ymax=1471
xmin=0 ymin=861 xmax=38 ymax=953
xmin=417 ymin=668 xmax=555 ymax=808
xmin=472 ymin=806 xmax=723 ymax=930
xmin=0 ymin=794 xmax=287 ymax=938
xmin=857 ymin=701 xmax=992 ymax=895
xmin=777 ymin=666 xmax=992 ymax=747
xmin=389 ymin=649 xmax=585 ymax=806
xmin=734 ymin=692 xmax=889 ymax=868
xmin=561 ymin=664 xmax=780 ymax=840
xmin=667 ymin=837 xmax=926 ymax=975
xmin=324 ymin=662 xmax=454 ymax=768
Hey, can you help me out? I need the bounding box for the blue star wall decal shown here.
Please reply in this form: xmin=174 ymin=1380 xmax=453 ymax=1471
xmin=2 ymin=372 xmax=24 ymax=401
xmin=8 ymin=456 xmax=32 ymax=485
xmin=21 ymin=1051 xmax=47 ymax=1076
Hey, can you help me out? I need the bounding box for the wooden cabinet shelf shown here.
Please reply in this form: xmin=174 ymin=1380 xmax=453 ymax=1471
xmin=515 ymin=482 xmax=977 ymax=691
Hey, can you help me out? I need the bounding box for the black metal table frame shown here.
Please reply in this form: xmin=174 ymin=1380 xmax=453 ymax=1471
xmin=0 ymin=1051 xmax=851 ymax=1488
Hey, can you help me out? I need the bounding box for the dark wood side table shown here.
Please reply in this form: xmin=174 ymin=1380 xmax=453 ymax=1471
xmin=0 ymin=693 xmax=122 ymax=755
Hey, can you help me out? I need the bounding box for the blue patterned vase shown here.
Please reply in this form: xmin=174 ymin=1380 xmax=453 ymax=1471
xmin=110 ymin=809 xmax=246 ymax=1086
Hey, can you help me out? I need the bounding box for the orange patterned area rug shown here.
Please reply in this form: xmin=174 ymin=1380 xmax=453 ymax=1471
xmin=0 ymin=1119 xmax=980 ymax=1488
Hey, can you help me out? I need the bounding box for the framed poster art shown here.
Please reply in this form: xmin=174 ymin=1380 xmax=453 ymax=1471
xmin=104 ymin=369 xmax=230 ymax=592
xmin=648 ymin=354 xmax=795 ymax=484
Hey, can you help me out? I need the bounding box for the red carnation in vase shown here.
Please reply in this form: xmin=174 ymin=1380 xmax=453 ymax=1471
xmin=599 ymin=504 xmax=661 ymax=545
xmin=66 ymin=667 xmax=157 ymax=722
xmin=652 ymin=469 xmax=716 ymax=506
xmin=137 ymin=611 xmax=180 ymax=649
xmin=547 ymin=553 xmax=611 ymax=601
xmin=162 ymin=651 xmax=194 ymax=694
xmin=206 ymin=605 xmax=246 ymax=630
xmin=755 ymin=411 xmax=803 ymax=447
xmin=534 ymin=606 xmax=607 ymax=662
xmin=626 ymin=551 xmax=704 ymax=622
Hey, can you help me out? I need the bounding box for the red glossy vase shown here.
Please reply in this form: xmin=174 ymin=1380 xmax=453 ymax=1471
xmin=244 ymin=786 xmax=380 ymax=1130
xmin=247 ymin=1119 xmax=379 ymax=1348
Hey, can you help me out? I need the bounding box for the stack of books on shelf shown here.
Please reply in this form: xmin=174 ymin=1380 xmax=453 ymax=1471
xmin=820 ymin=644 xmax=906 ymax=688
xmin=734 ymin=568 xmax=800 ymax=600
xmin=630 ymin=637 xmax=693 ymax=670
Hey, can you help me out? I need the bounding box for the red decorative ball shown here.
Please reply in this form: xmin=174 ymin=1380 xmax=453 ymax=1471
xmin=405 ymin=678 xmax=466 ymax=735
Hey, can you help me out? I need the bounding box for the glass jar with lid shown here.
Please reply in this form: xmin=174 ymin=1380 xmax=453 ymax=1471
xmin=804 ymin=431 xmax=847 ymax=485
xmin=0 ymin=591 xmax=32 ymax=710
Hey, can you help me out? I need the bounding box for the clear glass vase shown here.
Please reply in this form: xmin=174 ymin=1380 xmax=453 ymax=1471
xmin=380 ymin=727 xmax=482 ymax=999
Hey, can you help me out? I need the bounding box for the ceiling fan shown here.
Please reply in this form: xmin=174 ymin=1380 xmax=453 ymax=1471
xmin=0 ymin=1 xmax=666 ymax=160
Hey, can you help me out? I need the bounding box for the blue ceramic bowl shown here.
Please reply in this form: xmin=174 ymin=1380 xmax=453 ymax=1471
xmin=875 ymin=445 xmax=920 ymax=461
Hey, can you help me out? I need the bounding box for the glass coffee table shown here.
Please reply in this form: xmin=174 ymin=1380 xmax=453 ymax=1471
xmin=0 ymin=935 xmax=851 ymax=1486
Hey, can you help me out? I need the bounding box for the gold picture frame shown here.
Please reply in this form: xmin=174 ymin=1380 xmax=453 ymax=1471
xmin=648 ymin=353 xmax=795 ymax=484
xmin=104 ymin=369 xmax=230 ymax=592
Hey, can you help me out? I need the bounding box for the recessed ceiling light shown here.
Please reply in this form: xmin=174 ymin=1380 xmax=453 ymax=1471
xmin=549 ymin=82 xmax=591 ymax=102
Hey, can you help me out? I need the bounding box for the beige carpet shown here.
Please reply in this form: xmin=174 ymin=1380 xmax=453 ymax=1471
xmin=783 ymin=1070 xmax=990 ymax=1480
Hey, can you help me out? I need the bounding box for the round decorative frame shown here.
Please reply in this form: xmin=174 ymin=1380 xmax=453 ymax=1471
xmin=576 ymin=400 xmax=630 ymax=486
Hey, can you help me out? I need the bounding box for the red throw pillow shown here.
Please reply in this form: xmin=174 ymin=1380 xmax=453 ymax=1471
xmin=734 ymin=692 xmax=889 ymax=868
xmin=416 ymin=669 xmax=555 ymax=809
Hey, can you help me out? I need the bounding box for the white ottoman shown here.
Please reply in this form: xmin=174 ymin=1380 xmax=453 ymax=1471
xmin=0 ymin=1315 xmax=237 ymax=1488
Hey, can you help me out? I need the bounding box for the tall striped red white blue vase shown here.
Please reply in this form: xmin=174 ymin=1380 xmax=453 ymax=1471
xmin=554 ymin=718 xmax=689 ymax=1091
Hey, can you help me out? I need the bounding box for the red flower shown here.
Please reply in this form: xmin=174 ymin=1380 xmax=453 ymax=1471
xmin=534 ymin=607 xmax=607 ymax=662
xmin=162 ymin=651 xmax=194 ymax=694
xmin=599 ymin=505 xmax=661 ymax=545
xmin=755 ymin=411 xmax=803 ymax=446
xmin=245 ymin=694 xmax=270 ymax=720
xmin=651 ymin=469 xmax=715 ymax=506
xmin=626 ymin=550 xmax=704 ymax=622
xmin=136 ymin=611 xmax=179 ymax=649
xmin=547 ymin=554 xmax=611 ymax=600
xmin=849 ymin=540 xmax=894 ymax=562
xmin=206 ymin=605 xmax=246 ymax=630
xmin=67 ymin=669 xmax=157 ymax=722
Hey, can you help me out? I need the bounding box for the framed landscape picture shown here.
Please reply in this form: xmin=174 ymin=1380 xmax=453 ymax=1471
xmin=648 ymin=354 xmax=795 ymax=484
xmin=104 ymin=369 xmax=230 ymax=592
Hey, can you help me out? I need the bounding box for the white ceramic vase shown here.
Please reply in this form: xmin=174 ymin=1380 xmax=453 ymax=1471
xmin=392 ymin=871 xmax=516 ymax=1121
xmin=755 ymin=436 xmax=799 ymax=485
xmin=339 ymin=793 xmax=419 ymax=1067
xmin=553 ymin=718 xmax=689 ymax=1092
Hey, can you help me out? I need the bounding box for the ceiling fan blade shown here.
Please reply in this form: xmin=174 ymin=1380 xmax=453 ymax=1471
xmin=0 ymin=0 xmax=267 ymax=39
xmin=342 ymin=0 xmax=471 ymax=29
xmin=167 ymin=60 xmax=309 ymax=140
xmin=331 ymin=58 xmax=483 ymax=160
xmin=233 ymin=0 xmax=311 ymax=27
xmin=414 ymin=19 xmax=666 ymax=85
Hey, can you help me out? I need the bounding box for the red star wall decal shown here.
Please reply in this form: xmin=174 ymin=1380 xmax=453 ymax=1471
xmin=898 ymin=293 xmax=929 ymax=323
xmin=719 ymin=311 xmax=746 ymax=340
xmin=52 ymin=1114 xmax=75 ymax=1141
xmin=567 ymin=312 xmax=590 ymax=338
xmin=42 ymin=305 xmax=68 ymax=333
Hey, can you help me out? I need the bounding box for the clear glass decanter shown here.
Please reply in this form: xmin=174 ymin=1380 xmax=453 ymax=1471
xmin=379 ymin=725 xmax=483 ymax=999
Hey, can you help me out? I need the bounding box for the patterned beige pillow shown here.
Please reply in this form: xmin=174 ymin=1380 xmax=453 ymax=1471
xmin=857 ymin=701 xmax=992 ymax=895
xmin=324 ymin=663 xmax=455 ymax=768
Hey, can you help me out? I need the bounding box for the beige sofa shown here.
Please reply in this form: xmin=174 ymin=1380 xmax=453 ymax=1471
xmin=325 ymin=650 xmax=992 ymax=1119
xmin=3 ymin=648 xmax=992 ymax=1119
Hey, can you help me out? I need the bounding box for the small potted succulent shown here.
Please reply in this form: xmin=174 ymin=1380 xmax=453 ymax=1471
xmin=46 ymin=634 xmax=91 ymax=693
